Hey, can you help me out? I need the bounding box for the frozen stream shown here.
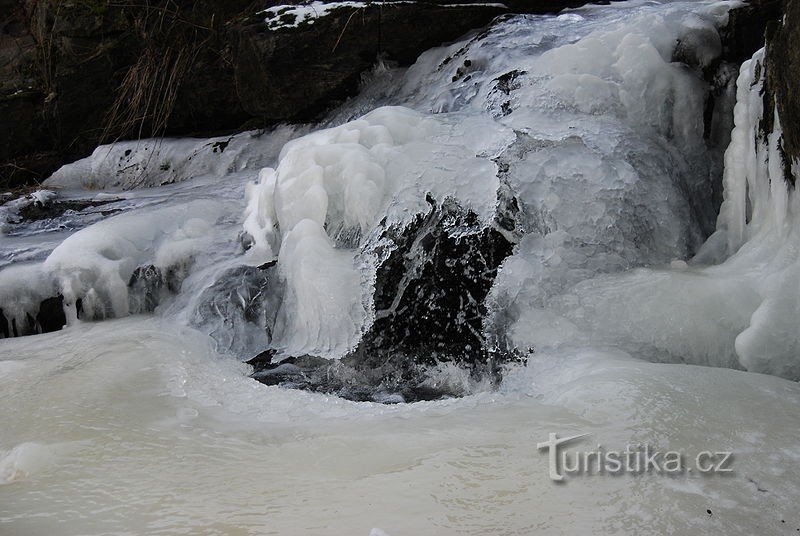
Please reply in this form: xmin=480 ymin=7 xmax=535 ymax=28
xmin=2 ymin=319 xmax=800 ymax=535
xmin=2 ymin=0 xmax=800 ymax=534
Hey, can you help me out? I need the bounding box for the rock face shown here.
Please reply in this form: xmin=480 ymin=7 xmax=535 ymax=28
xmin=765 ymin=0 xmax=800 ymax=171
xmin=354 ymin=198 xmax=514 ymax=365
xmin=0 ymin=0 xmax=602 ymax=189
xmin=721 ymin=0 xmax=784 ymax=65
xmin=0 ymin=295 xmax=65 ymax=338
xmin=723 ymin=0 xmax=800 ymax=185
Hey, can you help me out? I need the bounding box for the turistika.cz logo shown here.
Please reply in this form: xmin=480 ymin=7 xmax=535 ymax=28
xmin=537 ymin=433 xmax=734 ymax=482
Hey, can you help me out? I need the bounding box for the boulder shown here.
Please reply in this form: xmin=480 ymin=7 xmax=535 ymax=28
xmin=247 ymin=198 xmax=518 ymax=403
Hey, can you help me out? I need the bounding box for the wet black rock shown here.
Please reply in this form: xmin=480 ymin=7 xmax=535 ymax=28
xmin=0 ymin=295 xmax=68 ymax=338
xmin=764 ymin=0 xmax=800 ymax=180
xmin=357 ymin=196 xmax=514 ymax=364
xmin=249 ymin=197 xmax=520 ymax=403
xmin=721 ymin=0 xmax=784 ymax=65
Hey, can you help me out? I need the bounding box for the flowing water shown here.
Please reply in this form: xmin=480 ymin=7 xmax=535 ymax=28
xmin=2 ymin=1 xmax=800 ymax=534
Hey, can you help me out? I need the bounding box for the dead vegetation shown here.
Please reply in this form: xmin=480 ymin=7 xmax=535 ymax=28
xmin=101 ymin=1 xmax=216 ymax=144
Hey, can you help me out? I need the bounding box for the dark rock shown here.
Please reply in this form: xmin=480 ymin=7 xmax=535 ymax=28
xmin=0 ymin=308 xmax=8 ymax=338
xmin=721 ymin=0 xmax=784 ymax=65
xmin=247 ymin=348 xmax=278 ymax=371
xmin=15 ymin=196 xmax=119 ymax=222
xmin=249 ymin=197 xmax=519 ymax=403
xmin=717 ymin=0 xmax=785 ymax=176
xmin=355 ymin=196 xmax=514 ymax=365
xmin=232 ymin=1 xmax=511 ymax=123
xmin=0 ymin=294 xmax=66 ymax=338
xmin=35 ymin=295 xmax=65 ymax=333
xmin=765 ymin=0 xmax=800 ymax=179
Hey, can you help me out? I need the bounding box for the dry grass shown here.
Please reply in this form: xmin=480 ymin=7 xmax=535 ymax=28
xmin=101 ymin=1 xmax=214 ymax=144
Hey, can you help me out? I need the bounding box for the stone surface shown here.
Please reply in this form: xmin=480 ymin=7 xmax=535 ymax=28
xmin=721 ymin=0 xmax=784 ymax=64
xmin=765 ymin=0 xmax=800 ymax=171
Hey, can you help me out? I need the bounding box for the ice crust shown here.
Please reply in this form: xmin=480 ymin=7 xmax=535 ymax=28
xmin=243 ymin=1 xmax=733 ymax=360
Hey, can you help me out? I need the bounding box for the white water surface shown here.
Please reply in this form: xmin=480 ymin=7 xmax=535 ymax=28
xmin=1 ymin=318 xmax=799 ymax=535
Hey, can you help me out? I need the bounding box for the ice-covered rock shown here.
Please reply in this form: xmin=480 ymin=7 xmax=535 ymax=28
xmin=0 ymin=200 xmax=227 ymax=335
xmin=243 ymin=1 xmax=740 ymax=395
xmin=243 ymin=106 xmax=507 ymax=359
xmin=45 ymin=128 xmax=299 ymax=191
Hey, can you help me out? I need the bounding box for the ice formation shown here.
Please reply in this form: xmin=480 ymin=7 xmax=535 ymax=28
xmin=46 ymin=127 xmax=299 ymax=190
xmin=2 ymin=0 xmax=800 ymax=384
xmin=504 ymin=46 xmax=800 ymax=378
xmin=242 ymin=107 xmax=505 ymax=357
xmin=243 ymin=1 xmax=733 ymax=362
xmin=5 ymin=1 xmax=800 ymax=530
xmin=0 ymin=201 xmax=226 ymax=331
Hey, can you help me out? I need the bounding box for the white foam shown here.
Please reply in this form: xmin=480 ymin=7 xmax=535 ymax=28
xmin=0 ymin=443 xmax=54 ymax=484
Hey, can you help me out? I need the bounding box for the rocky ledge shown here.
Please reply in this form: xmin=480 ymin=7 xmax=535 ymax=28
xmin=1 ymin=0 xmax=604 ymax=189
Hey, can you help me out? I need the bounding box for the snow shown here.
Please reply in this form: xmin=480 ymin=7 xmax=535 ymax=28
xmin=260 ymin=1 xmax=509 ymax=30
xmin=261 ymin=1 xmax=370 ymax=30
xmin=45 ymin=126 xmax=300 ymax=191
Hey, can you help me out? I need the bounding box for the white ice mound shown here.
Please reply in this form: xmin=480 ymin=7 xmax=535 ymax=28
xmin=507 ymin=48 xmax=800 ymax=379
xmin=45 ymin=126 xmax=299 ymax=190
xmin=0 ymin=200 xmax=225 ymax=328
xmin=46 ymin=201 xmax=223 ymax=320
xmin=244 ymin=106 xmax=508 ymax=357
xmin=244 ymin=106 xmax=506 ymax=260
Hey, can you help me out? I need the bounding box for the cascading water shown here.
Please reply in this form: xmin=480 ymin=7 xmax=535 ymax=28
xmin=2 ymin=1 xmax=800 ymax=534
